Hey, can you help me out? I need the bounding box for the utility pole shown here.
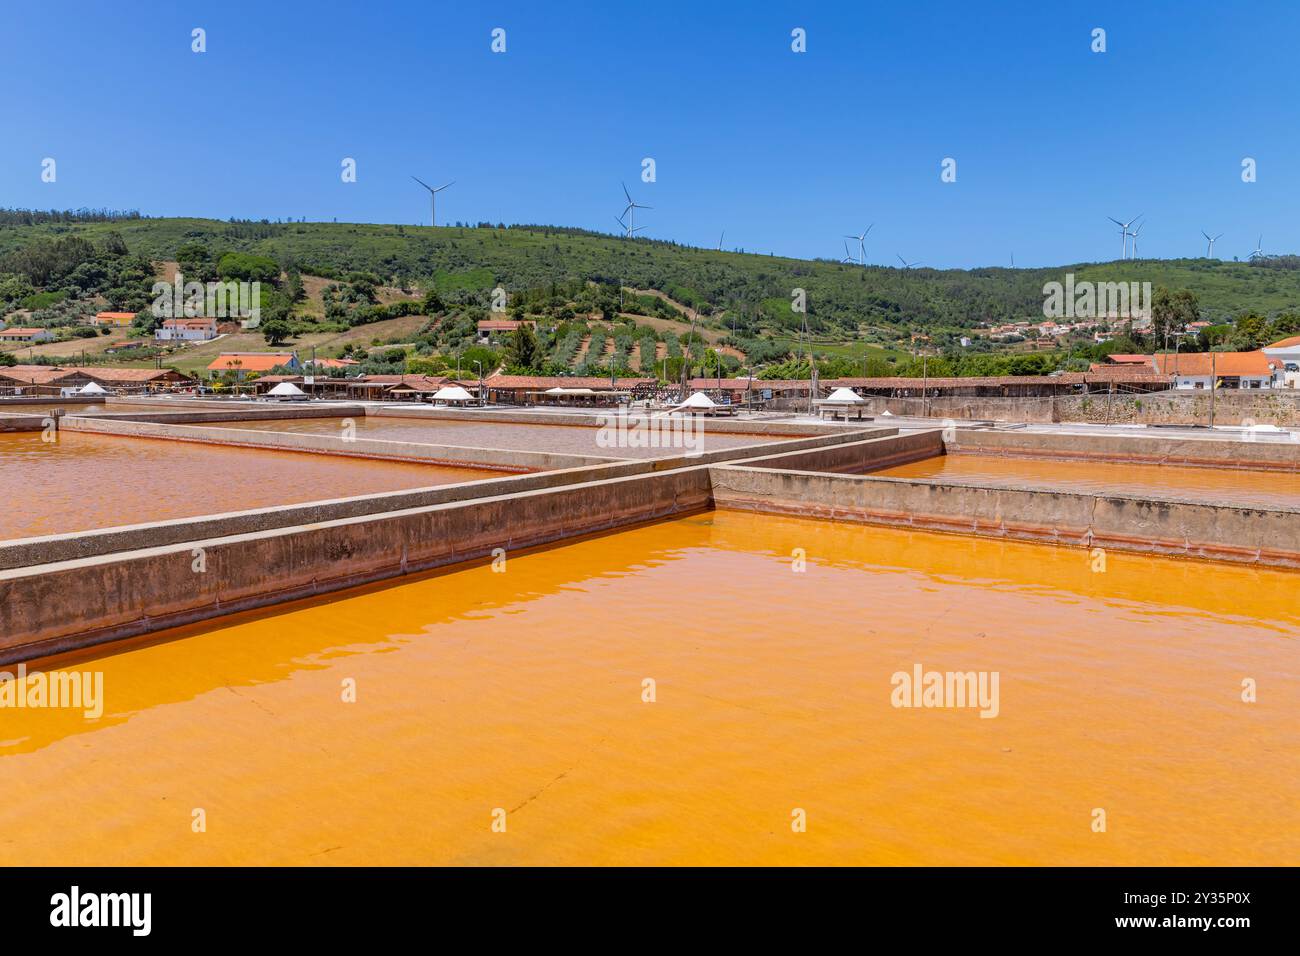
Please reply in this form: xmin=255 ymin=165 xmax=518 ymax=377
xmin=1209 ymin=351 xmax=1217 ymax=428
xmin=921 ymin=353 xmax=929 ymax=418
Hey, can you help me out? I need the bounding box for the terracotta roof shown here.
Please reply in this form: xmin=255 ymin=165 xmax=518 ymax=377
xmin=1151 ymin=351 xmax=1274 ymax=377
xmin=484 ymin=374 xmax=654 ymax=389
xmin=1264 ymin=335 xmax=1300 ymax=350
xmin=0 ymin=365 xmax=190 ymax=384
xmin=95 ymin=312 xmax=136 ymax=320
xmin=691 ymin=378 xmax=809 ymax=391
xmin=162 ymin=318 xmax=216 ymax=328
xmin=207 ymin=353 xmax=296 ymax=372
xmin=477 ymin=320 xmax=531 ymax=331
xmin=346 ymin=374 xmax=450 ymax=391
xmin=1104 ymin=354 xmax=1153 ymax=365
xmin=0 ymin=328 xmax=48 ymax=335
xmin=830 ymin=375 xmax=1089 ymax=387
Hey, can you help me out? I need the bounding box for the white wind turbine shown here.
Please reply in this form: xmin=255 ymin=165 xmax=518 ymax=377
xmin=896 ymin=254 xmax=922 ymax=269
xmin=620 ymin=182 xmax=651 ymax=237
xmin=717 ymin=230 xmax=725 ymax=251
xmin=412 ymin=175 xmax=454 ymax=226
xmin=1108 ymin=213 xmax=1141 ymax=259
xmin=840 ymin=241 xmax=855 ymax=264
xmin=1202 ymin=230 xmax=1223 ymax=257
xmin=1127 ymin=220 xmax=1144 ymax=259
xmin=1248 ymin=235 xmax=1265 ymax=260
xmin=843 ymin=225 xmax=872 ymax=265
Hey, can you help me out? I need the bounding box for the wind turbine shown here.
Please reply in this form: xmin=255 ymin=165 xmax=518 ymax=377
xmin=1202 ymin=230 xmax=1223 ymax=257
xmin=840 ymin=241 xmax=855 ymax=264
xmin=897 ymin=254 xmax=922 ymax=269
xmin=412 ymin=176 xmax=454 ymax=226
xmin=1127 ymin=220 xmax=1144 ymax=259
xmin=1108 ymin=214 xmax=1141 ymax=259
xmin=1248 ymin=235 xmax=1265 ymax=260
xmin=717 ymin=230 xmax=725 ymax=251
xmin=620 ymin=182 xmax=651 ymax=238
xmin=843 ymin=225 xmax=872 ymax=265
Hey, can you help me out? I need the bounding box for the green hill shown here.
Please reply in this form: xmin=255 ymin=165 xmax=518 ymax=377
xmin=4 ymin=215 xmax=1300 ymax=339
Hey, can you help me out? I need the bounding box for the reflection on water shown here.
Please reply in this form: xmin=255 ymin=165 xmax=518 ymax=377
xmin=0 ymin=510 xmax=1294 ymax=865
xmin=0 ymin=431 xmax=505 ymax=540
xmin=872 ymin=452 xmax=1300 ymax=510
xmin=205 ymin=414 xmax=793 ymax=459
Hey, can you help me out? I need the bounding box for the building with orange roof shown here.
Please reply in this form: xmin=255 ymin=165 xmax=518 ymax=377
xmin=0 ymin=327 xmax=55 ymax=345
xmin=1151 ymin=351 xmax=1278 ymax=390
xmin=90 ymin=311 xmax=136 ymax=327
xmin=206 ymin=352 xmax=300 ymax=379
xmin=156 ymin=318 xmax=218 ymax=342
xmin=1262 ymin=335 xmax=1300 ymax=388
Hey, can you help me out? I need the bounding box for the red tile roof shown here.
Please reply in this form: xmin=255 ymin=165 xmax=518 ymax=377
xmin=207 ymin=353 xmax=296 ymax=372
xmin=1151 ymin=351 xmax=1274 ymax=377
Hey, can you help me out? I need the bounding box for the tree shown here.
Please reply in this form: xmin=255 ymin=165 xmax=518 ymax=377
xmin=260 ymin=319 xmax=292 ymax=346
xmin=505 ymin=323 xmax=540 ymax=370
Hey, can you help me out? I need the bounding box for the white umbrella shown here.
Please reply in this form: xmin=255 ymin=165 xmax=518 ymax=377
xmin=680 ymin=391 xmax=717 ymax=409
xmin=432 ymin=385 xmax=474 ymax=402
xmin=824 ymin=386 xmax=867 ymax=404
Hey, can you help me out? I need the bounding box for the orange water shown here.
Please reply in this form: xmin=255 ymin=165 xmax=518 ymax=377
xmin=873 ymin=452 xmax=1300 ymax=510
xmin=205 ymin=415 xmax=792 ymax=459
xmin=1 ymin=510 xmax=1295 ymax=866
xmin=0 ymin=431 xmax=505 ymax=540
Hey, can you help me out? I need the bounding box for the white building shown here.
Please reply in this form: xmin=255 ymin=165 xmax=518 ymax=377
xmin=156 ymin=318 xmax=218 ymax=342
xmin=1262 ymin=336 xmax=1300 ymax=389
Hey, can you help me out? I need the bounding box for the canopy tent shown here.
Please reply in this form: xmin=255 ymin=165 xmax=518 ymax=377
xmin=663 ymin=391 xmax=721 ymax=414
xmin=432 ymin=384 xmax=476 ymax=404
xmin=266 ymin=381 xmax=307 ymax=400
xmin=823 ymin=386 xmax=867 ymax=404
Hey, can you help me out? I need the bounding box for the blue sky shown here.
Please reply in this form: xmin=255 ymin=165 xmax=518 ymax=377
xmin=2 ymin=0 xmax=1297 ymax=268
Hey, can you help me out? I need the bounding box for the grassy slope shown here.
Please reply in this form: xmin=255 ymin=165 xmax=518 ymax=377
xmin=4 ymin=219 xmax=1299 ymax=334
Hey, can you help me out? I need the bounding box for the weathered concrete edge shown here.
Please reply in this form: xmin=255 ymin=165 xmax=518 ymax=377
xmin=60 ymin=414 xmax=615 ymax=471
xmin=0 ymin=465 xmax=714 ymax=663
xmin=948 ymin=428 xmax=1300 ymax=471
xmin=708 ymin=465 xmax=1300 ymax=568
xmin=734 ymin=429 xmax=941 ymax=474
xmin=0 ymin=458 xmax=654 ymax=570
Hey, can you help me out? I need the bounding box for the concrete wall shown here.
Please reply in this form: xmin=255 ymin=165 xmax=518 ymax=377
xmin=709 ymin=465 xmax=1300 ymax=569
xmin=0 ymin=414 xmax=52 ymax=433
xmin=0 ymin=458 xmax=658 ymax=570
xmin=0 ymin=465 xmax=714 ymax=663
xmin=61 ymin=415 xmax=613 ymax=471
xmin=851 ymin=390 xmax=1300 ymax=426
xmin=728 ymin=430 xmax=941 ymax=474
xmin=947 ymin=428 xmax=1300 ymax=471
xmin=85 ymin=405 xmax=366 ymax=425
xmin=371 ymin=404 xmax=844 ymax=436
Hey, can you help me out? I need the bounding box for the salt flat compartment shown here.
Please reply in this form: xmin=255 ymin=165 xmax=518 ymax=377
xmin=203 ymin=414 xmax=794 ymax=458
xmin=0 ymin=510 xmax=1295 ymax=865
xmin=0 ymin=431 xmax=505 ymax=540
xmin=871 ymin=451 xmax=1300 ymax=510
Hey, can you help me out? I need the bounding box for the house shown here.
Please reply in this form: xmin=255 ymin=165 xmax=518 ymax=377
xmin=482 ymin=374 xmax=656 ymax=405
xmin=1262 ymin=336 xmax=1300 ymax=389
xmin=207 ymin=352 xmax=300 ymax=379
xmin=1102 ymin=354 xmax=1154 ymax=366
xmin=155 ymin=318 xmax=218 ymax=342
xmin=0 ymin=327 xmax=55 ymax=345
xmin=476 ymin=319 xmax=534 ymax=343
xmin=0 ymin=365 xmax=193 ymax=394
xmin=91 ymin=312 xmax=136 ymax=328
xmin=1151 ymin=351 xmax=1277 ymax=390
